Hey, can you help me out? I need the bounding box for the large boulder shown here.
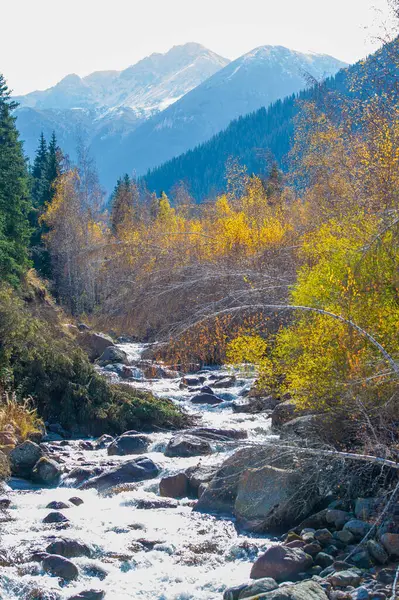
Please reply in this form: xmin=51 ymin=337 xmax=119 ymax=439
xmin=32 ymin=457 xmax=62 ymax=485
xmin=224 ymin=578 xmax=278 ymax=600
xmin=164 ymin=435 xmax=212 ymax=457
xmin=42 ymin=554 xmax=79 ymax=580
xmin=234 ymin=465 xmax=319 ymax=532
xmin=97 ymin=346 xmax=128 ymax=366
xmin=46 ymin=538 xmax=92 ymax=558
xmin=271 ymin=401 xmax=297 ymax=429
xmin=67 ymin=592 xmax=105 ymax=600
xmin=232 ymin=396 xmax=279 ymax=414
xmin=250 ymin=545 xmax=313 ymax=581
xmin=185 ymin=464 xmax=219 ymax=498
xmin=186 ymin=427 xmax=248 ymax=441
xmin=80 ymin=457 xmax=160 ymax=492
xmin=195 ymin=446 xmax=296 ymax=517
xmin=381 ymin=533 xmax=399 ymax=557
xmin=247 ymin=580 xmax=328 ymax=599
xmin=78 ymin=331 xmax=115 ymax=361
xmin=280 ymin=415 xmax=322 ymax=440
xmin=191 ymin=393 xmax=223 ymax=405
xmin=43 ymin=511 xmax=69 ymax=524
xmin=212 ymin=376 xmax=237 ymax=388
xmin=159 ymin=473 xmax=189 ymax=499
xmin=9 ymin=441 xmax=43 ymax=478
xmin=107 ymin=434 xmax=151 ymax=456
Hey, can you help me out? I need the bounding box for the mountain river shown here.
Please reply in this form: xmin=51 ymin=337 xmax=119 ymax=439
xmin=0 ymin=343 xmax=278 ymax=600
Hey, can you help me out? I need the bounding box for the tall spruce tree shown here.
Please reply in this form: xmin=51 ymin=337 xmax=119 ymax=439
xmin=0 ymin=74 xmax=31 ymax=285
xmin=30 ymin=131 xmax=61 ymax=277
xmin=110 ymin=174 xmax=136 ymax=237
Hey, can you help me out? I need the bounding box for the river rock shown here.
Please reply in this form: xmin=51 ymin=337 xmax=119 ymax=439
xmin=250 ymin=580 xmax=329 ymax=599
xmin=78 ymin=331 xmax=115 ymax=361
xmin=234 ymin=465 xmax=320 ymax=532
xmin=232 ymin=395 xmax=279 ymax=414
xmin=185 ymin=464 xmax=218 ymax=497
xmin=186 ymin=427 xmax=248 ymax=441
xmin=67 ymin=467 xmax=103 ymax=486
xmin=95 ymin=434 xmax=114 ymax=449
xmin=97 ymin=346 xmax=128 ymax=366
xmin=380 ymin=532 xmax=399 ymax=557
xmin=164 ymin=435 xmax=212 ymax=457
xmin=182 ymin=376 xmax=204 ymax=386
xmin=32 ymin=457 xmax=62 ymax=485
xmin=9 ymin=441 xmax=43 ymax=478
xmin=67 ymin=592 xmax=105 ymax=600
xmin=224 ymin=577 xmax=278 ymax=600
xmin=107 ymin=434 xmax=151 ymax=456
xmin=271 ymin=401 xmax=298 ymax=428
xmin=80 ymin=457 xmax=160 ymax=492
xmin=212 ymin=376 xmax=236 ymax=388
xmin=196 ymin=446 xmax=294 ymax=516
xmin=191 ymin=393 xmax=223 ymax=405
xmin=250 ymin=545 xmax=313 ymax=581
xmin=343 ymin=519 xmax=371 ymax=539
xmin=69 ymin=497 xmax=84 ymax=506
xmin=326 ymin=509 xmax=352 ymax=529
xmin=366 ymin=539 xmax=388 ymax=564
xmin=42 ymin=554 xmax=78 ymax=580
xmin=328 ymin=570 xmax=362 ymax=588
xmin=334 ymin=530 xmax=355 ymax=544
xmin=280 ymin=415 xmax=323 ymax=439
xmin=0 ymin=430 xmax=18 ymax=452
xmin=43 ymin=511 xmax=69 ymax=524
xmin=46 ymin=538 xmax=92 ymax=558
xmin=0 ymin=497 xmax=11 ymax=509
xmin=159 ymin=473 xmax=189 ymax=498
xmin=46 ymin=501 xmax=70 ymax=510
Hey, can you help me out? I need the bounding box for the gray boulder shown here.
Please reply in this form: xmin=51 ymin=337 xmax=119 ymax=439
xmin=191 ymin=393 xmax=223 ymax=405
xmin=366 ymin=539 xmax=388 ymax=564
xmin=107 ymin=434 xmax=151 ymax=456
xmin=78 ymin=331 xmax=115 ymax=361
xmin=186 ymin=427 xmax=248 ymax=441
xmin=97 ymin=346 xmax=128 ymax=366
xmin=46 ymin=538 xmax=92 ymax=558
xmin=95 ymin=434 xmax=114 ymax=449
xmin=80 ymin=457 xmax=160 ymax=492
xmin=159 ymin=473 xmax=189 ymax=498
xmin=250 ymin=545 xmax=313 ymax=581
xmin=234 ymin=465 xmax=319 ymax=532
xmin=224 ymin=578 xmax=278 ymax=600
xmin=232 ymin=395 xmax=279 ymax=414
xmin=32 ymin=457 xmax=62 ymax=485
xmin=164 ymin=435 xmax=212 ymax=457
xmin=43 ymin=511 xmax=69 ymax=524
xmin=250 ymin=580 xmax=328 ymax=599
xmin=42 ymin=554 xmax=79 ymax=580
xmin=68 ymin=592 xmax=105 ymax=600
xmin=212 ymin=376 xmax=236 ymax=388
xmin=185 ymin=464 xmax=219 ymax=497
xmin=10 ymin=441 xmax=43 ymax=478
xmin=271 ymin=401 xmax=297 ymax=428
xmin=343 ymin=519 xmax=371 ymax=539
xmin=195 ymin=446 xmax=297 ymax=517
xmin=380 ymin=533 xmax=399 ymax=557
xmin=46 ymin=501 xmax=70 ymax=510
xmin=69 ymin=497 xmax=84 ymax=506
xmin=327 ymin=570 xmax=362 ymax=587
xmin=280 ymin=415 xmax=322 ymax=439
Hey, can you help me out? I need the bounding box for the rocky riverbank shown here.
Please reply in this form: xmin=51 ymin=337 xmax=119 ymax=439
xmin=0 ymin=342 xmax=398 ymax=599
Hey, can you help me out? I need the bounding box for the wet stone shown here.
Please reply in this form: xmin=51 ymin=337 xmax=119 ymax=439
xmin=43 ymin=511 xmax=69 ymax=524
xmin=69 ymin=496 xmax=84 ymax=506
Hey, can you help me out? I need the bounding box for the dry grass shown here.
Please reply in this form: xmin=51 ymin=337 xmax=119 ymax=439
xmin=0 ymin=392 xmax=43 ymax=443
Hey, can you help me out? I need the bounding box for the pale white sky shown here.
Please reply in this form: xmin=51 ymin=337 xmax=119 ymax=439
xmin=2 ymin=0 xmax=393 ymax=95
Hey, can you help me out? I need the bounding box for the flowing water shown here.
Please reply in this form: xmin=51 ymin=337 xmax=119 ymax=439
xmin=0 ymin=344 xmax=277 ymax=600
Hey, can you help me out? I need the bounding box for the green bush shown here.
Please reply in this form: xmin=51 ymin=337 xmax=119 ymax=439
xmin=0 ymin=281 xmax=187 ymax=435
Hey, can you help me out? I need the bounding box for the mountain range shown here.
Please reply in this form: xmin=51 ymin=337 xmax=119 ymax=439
xmin=143 ymin=39 xmax=398 ymax=201
xmin=15 ymin=42 xmax=347 ymax=193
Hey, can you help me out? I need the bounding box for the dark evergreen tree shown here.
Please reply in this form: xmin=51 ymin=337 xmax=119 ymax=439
xmin=31 ymin=132 xmax=48 ymax=209
xmin=30 ymin=131 xmax=61 ymax=278
xmin=0 ymin=75 xmax=31 ymax=285
xmin=110 ymin=174 xmax=136 ymax=236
